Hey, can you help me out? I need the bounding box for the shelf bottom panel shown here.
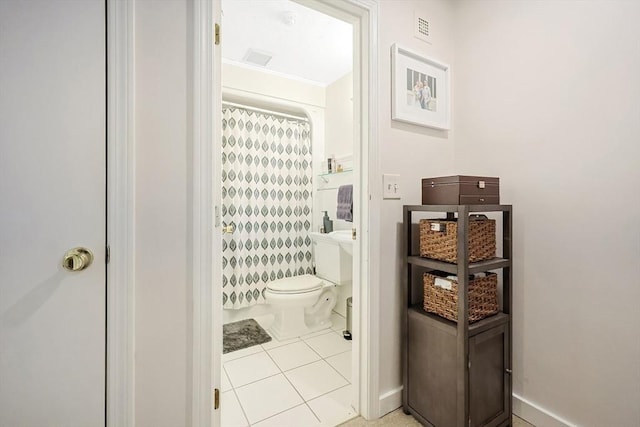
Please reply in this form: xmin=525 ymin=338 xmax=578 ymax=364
xmin=408 ymin=305 xmax=509 ymax=337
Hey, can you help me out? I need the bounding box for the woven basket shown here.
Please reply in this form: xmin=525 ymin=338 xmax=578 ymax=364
xmin=419 ymin=218 xmax=496 ymax=263
xmin=423 ymin=272 xmax=498 ymax=322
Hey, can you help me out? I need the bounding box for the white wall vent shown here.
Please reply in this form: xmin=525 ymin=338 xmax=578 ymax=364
xmin=414 ymin=11 xmax=431 ymax=43
xmin=242 ymin=49 xmax=273 ymax=67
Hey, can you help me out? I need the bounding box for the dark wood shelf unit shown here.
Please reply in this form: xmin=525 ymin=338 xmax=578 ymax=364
xmin=407 ymin=256 xmax=511 ymax=275
xmin=402 ymin=204 xmax=512 ymax=213
xmin=402 ymin=204 xmax=513 ymax=427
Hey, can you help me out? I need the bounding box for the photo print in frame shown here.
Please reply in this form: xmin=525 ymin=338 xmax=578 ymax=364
xmin=391 ymin=43 xmax=450 ymax=130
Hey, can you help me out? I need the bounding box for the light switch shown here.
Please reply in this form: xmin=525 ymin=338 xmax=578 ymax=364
xmin=383 ymin=174 xmax=401 ymax=199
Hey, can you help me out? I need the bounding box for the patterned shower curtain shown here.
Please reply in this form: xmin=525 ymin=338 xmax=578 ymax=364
xmin=222 ymin=106 xmax=314 ymax=309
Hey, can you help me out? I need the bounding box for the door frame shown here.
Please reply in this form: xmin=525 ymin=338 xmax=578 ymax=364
xmin=203 ymin=0 xmax=380 ymax=425
xmin=106 ymin=0 xmax=135 ymax=426
xmin=295 ymin=0 xmax=381 ymax=419
xmin=192 ymin=0 xmax=217 ymax=425
xmin=107 ymin=0 xmax=380 ymax=425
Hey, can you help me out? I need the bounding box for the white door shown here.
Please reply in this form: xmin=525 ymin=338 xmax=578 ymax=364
xmin=0 ymin=1 xmax=106 ymax=426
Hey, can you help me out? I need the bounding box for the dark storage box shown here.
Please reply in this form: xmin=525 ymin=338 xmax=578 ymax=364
xmin=422 ymin=175 xmax=499 ymax=205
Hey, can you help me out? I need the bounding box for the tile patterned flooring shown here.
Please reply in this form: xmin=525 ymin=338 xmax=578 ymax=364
xmin=222 ymin=312 xmax=356 ymax=427
xmin=223 ymin=312 xmax=536 ymax=427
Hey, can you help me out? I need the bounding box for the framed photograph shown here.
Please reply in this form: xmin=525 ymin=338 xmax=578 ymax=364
xmin=391 ymin=43 xmax=450 ymax=130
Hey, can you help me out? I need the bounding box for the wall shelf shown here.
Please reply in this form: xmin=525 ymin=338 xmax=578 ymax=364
xmin=317 ymin=168 xmax=353 ymax=189
xmin=318 ymin=168 xmax=353 ymax=178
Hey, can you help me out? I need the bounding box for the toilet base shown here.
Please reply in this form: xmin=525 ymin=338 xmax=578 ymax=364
xmin=268 ymin=306 xmax=332 ymax=341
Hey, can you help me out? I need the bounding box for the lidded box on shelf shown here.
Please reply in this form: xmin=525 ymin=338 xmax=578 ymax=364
xmin=423 ymin=272 xmax=498 ymax=323
xmin=422 ymin=175 xmax=499 ymax=205
xmin=419 ymin=216 xmax=496 ymax=263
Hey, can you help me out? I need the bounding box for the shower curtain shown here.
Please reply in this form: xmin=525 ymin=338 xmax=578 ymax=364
xmin=222 ymin=106 xmax=314 ymax=309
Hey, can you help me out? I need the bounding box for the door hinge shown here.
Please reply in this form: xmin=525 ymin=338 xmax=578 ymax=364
xmin=106 ymin=244 xmax=110 ymax=264
xmin=215 ymin=23 xmax=221 ymax=45
xmin=214 ymin=388 xmax=220 ymax=410
xmin=468 ymin=416 xmax=471 ymax=427
xmin=352 ymin=228 xmax=356 ymax=240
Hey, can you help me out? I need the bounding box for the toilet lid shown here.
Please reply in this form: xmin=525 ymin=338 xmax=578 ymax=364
xmin=266 ymin=274 xmax=323 ymax=294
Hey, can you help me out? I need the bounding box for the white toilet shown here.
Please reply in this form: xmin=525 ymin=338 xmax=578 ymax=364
xmin=265 ymin=231 xmax=353 ymax=341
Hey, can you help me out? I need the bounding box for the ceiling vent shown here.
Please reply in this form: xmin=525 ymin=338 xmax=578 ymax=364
xmin=281 ymin=11 xmax=296 ymax=26
xmin=243 ymin=49 xmax=273 ymax=67
xmin=414 ymin=11 xmax=431 ymax=43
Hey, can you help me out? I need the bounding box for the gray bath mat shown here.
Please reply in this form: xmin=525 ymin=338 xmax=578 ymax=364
xmin=223 ymin=319 xmax=272 ymax=354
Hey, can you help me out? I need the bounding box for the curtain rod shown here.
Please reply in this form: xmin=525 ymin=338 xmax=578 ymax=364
xmin=222 ymin=101 xmax=309 ymax=122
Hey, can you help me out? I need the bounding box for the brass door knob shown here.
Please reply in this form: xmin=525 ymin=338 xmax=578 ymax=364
xmin=62 ymin=247 xmax=94 ymax=272
xmin=222 ymin=224 xmax=235 ymax=234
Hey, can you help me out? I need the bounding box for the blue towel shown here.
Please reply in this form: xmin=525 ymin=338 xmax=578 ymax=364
xmin=336 ymin=184 xmax=353 ymax=222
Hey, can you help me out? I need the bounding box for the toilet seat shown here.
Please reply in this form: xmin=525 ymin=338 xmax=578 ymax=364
xmin=266 ymin=274 xmax=323 ymax=294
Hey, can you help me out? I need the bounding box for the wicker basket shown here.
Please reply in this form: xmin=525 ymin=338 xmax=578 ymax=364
xmin=423 ymin=272 xmax=498 ymax=322
xmin=419 ymin=218 xmax=496 ymax=263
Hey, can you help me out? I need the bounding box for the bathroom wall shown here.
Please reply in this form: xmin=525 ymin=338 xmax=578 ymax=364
xmin=316 ymin=166 xmax=354 ymax=233
xmin=325 ymin=71 xmax=354 ymax=159
xmin=222 ymin=62 xmax=325 ymax=108
xmin=313 ymin=71 xmax=355 ymax=317
xmin=318 ymin=71 xmax=355 ymax=233
xmin=453 ymin=1 xmax=640 ymax=425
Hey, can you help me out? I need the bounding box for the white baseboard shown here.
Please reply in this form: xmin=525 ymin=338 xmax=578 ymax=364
xmin=376 ymin=390 xmax=576 ymax=427
xmin=513 ymin=394 xmax=576 ymax=427
xmin=378 ymin=386 xmax=403 ymax=418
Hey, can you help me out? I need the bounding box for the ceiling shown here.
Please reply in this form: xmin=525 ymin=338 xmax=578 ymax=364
xmin=221 ymin=0 xmax=353 ymax=86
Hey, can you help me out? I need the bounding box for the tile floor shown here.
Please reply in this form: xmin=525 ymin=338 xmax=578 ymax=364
xmin=222 ymin=312 xmax=356 ymax=427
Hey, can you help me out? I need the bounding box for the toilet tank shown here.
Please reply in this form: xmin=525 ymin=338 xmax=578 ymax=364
xmin=310 ymin=232 xmax=352 ymax=284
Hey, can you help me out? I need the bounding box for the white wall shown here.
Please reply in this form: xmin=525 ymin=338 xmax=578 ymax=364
xmin=325 ymin=71 xmax=354 ymax=158
xmin=317 ymin=168 xmax=354 ymax=232
xmin=222 ymin=62 xmax=326 ymax=108
xmin=134 ymin=1 xmax=190 ymax=425
xmin=454 ymin=1 xmax=640 ymax=426
xmin=376 ymin=0 xmax=457 ymax=413
xmin=321 ymin=72 xmax=355 ymax=233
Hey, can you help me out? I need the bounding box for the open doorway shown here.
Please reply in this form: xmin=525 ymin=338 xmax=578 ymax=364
xmin=217 ymin=1 xmax=359 ymax=425
xmin=214 ymin=0 xmax=360 ymax=427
